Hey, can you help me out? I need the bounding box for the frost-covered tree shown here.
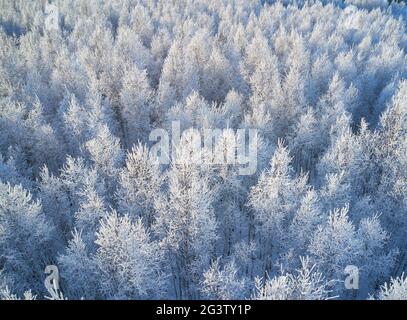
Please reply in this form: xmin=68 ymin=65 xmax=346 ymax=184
xmin=248 ymin=142 xmax=310 ymax=272
xmin=39 ymin=156 xmax=106 ymax=244
xmin=85 ymin=124 xmax=124 ymax=200
xmin=119 ymin=66 xmax=153 ymax=146
xmin=252 ymin=257 xmax=334 ymax=300
xmin=374 ymin=274 xmax=407 ymax=300
xmin=94 ymin=212 xmax=166 ymax=299
xmin=58 ymin=231 xmax=99 ymax=299
xmin=308 ymin=205 xmax=393 ymax=296
xmin=154 ymin=132 xmax=217 ymax=299
xmin=59 ymin=213 xmax=166 ymax=300
xmin=375 ymin=81 xmax=407 ymax=230
xmin=0 ymin=182 xmax=55 ymax=295
xmin=308 ymin=206 xmax=363 ymax=281
xmin=116 ymin=143 xmax=162 ymax=226
xmin=201 ymin=259 xmax=248 ymax=300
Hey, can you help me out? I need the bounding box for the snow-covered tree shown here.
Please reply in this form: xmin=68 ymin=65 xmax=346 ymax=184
xmin=374 ymin=274 xmax=407 ymax=300
xmin=252 ymin=257 xmax=334 ymax=300
xmin=201 ymin=259 xmax=248 ymax=300
xmin=154 ymin=133 xmax=217 ymax=299
xmin=119 ymin=66 xmax=153 ymax=146
xmin=308 ymin=206 xmax=363 ymax=281
xmin=94 ymin=212 xmax=166 ymax=299
xmin=116 ymin=143 xmax=162 ymax=226
xmin=248 ymin=142 xmax=309 ymax=272
xmin=58 ymin=231 xmax=99 ymax=299
xmin=0 ymin=182 xmax=55 ymax=295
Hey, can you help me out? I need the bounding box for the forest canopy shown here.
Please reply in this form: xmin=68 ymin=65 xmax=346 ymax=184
xmin=0 ymin=0 xmax=406 ymax=300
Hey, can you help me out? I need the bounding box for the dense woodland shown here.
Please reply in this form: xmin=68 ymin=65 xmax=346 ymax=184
xmin=0 ymin=0 xmax=406 ymax=300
